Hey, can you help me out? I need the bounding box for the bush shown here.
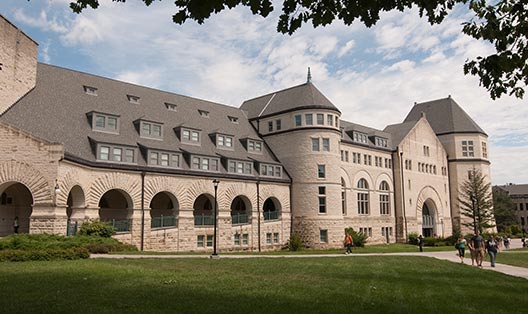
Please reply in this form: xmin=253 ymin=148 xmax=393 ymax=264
xmin=84 ymin=243 xmax=138 ymax=254
xmin=287 ymin=233 xmax=303 ymax=251
xmin=78 ymin=220 xmax=115 ymax=237
xmin=408 ymin=232 xmax=419 ymax=245
xmin=345 ymin=228 xmax=367 ymax=247
xmin=0 ymin=247 xmax=89 ymax=262
xmin=505 ymin=224 xmax=522 ymax=236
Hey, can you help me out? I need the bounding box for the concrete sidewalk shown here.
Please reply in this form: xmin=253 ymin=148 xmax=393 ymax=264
xmin=91 ymin=238 xmax=528 ymax=280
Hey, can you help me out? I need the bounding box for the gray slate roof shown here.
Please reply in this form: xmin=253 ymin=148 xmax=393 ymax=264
xmin=340 ymin=119 xmax=393 ymax=151
xmin=496 ymin=184 xmax=528 ymax=196
xmin=240 ymin=82 xmax=340 ymax=119
xmin=404 ymin=97 xmax=486 ymax=136
xmin=1 ymin=63 xmax=283 ymax=179
xmin=383 ymin=120 xmax=419 ymax=150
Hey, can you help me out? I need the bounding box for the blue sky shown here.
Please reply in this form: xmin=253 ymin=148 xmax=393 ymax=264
xmin=1 ymin=0 xmax=526 ymax=184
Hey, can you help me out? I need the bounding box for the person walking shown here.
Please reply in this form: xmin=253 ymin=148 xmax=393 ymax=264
xmin=486 ymin=236 xmax=498 ymax=267
xmin=469 ymin=230 xmax=485 ymax=268
xmin=418 ymin=235 xmax=424 ymax=252
xmin=456 ymin=236 xmax=467 ymax=263
xmin=13 ymin=216 xmax=19 ymax=234
xmin=504 ymin=236 xmax=510 ymax=249
xmin=344 ymin=232 xmax=353 ymax=255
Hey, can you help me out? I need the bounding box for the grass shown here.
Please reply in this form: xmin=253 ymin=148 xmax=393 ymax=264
xmin=0 ymin=257 xmax=526 ymax=313
xmin=487 ymin=249 xmax=528 ymax=268
xmin=112 ymin=243 xmax=455 ymax=255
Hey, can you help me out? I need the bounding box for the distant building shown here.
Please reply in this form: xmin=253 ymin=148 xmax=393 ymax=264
xmin=0 ymin=15 xmax=492 ymax=251
xmin=495 ymin=184 xmax=528 ymax=232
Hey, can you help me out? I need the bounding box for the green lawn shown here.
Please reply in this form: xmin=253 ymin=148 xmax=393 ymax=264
xmin=0 ymin=257 xmax=526 ymax=313
xmin=113 ymin=243 xmax=454 ymax=255
xmin=489 ymin=250 xmax=528 ymax=268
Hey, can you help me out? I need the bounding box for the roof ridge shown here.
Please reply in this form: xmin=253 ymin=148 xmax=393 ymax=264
xmin=241 ymin=82 xmax=309 ymax=104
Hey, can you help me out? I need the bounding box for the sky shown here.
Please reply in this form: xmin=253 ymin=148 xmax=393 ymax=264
xmin=1 ymin=0 xmax=526 ymax=185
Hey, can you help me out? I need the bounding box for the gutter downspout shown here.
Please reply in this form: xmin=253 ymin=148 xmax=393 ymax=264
xmin=399 ymin=150 xmax=408 ymax=242
xmin=257 ymin=180 xmax=261 ymax=252
xmin=140 ymin=171 xmax=145 ymax=251
xmin=390 ymin=153 xmax=398 ymax=243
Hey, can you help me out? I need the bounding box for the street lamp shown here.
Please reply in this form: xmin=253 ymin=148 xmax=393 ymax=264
xmin=212 ymin=178 xmax=220 ymax=257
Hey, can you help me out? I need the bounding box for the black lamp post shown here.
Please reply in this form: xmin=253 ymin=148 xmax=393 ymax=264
xmin=212 ymin=178 xmax=220 ymax=256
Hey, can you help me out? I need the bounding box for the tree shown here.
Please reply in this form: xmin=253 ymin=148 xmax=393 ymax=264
xmin=492 ymin=187 xmax=518 ymax=232
xmin=458 ymin=169 xmax=494 ymax=233
xmin=65 ymin=0 xmax=527 ymax=100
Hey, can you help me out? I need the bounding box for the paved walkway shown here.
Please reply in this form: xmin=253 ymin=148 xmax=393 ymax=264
xmin=91 ymin=238 xmax=528 ymax=280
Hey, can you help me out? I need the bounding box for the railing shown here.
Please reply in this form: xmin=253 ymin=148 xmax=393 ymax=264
xmin=66 ymin=220 xmax=78 ymax=236
xmin=264 ymin=211 xmax=279 ymax=221
xmin=104 ymin=219 xmax=131 ymax=232
xmin=231 ymin=213 xmax=249 ymax=225
xmin=151 ymin=215 xmax=177 ymax=229
xmin=194 ymin=214 xmax=214 ymax=226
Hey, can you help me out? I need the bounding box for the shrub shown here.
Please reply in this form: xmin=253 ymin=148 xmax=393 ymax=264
xmin=84 ymin=243 xmax=138 ymax=254
xmin=78 ymin=220 xmax=115 ymax=238
xmin=287 ymin=233 xmax=303 ymax=251
xmin=408 ymin=232 xmax=419 ymax=245
xmin=0 ymin=247 xmax=89 ymax=262
xmin=345 ymin=228 xmax=367 ymax=247
xmin=505 ymin=224 xmax=521 ymax=236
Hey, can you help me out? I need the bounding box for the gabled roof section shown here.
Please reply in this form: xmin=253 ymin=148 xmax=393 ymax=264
xmin=240 ymin=82 xmax=340 ymax=119
xmin=383 ymin=120 xmax=419 ymax=150
xmin=340 ymin=120 xmax=392 ymax=150
xmin=496 ymin=184 xmax=528 ymax=196
xmin=0 ymin=63 xmax=282 ymax=172
xmin=404 ymin=97 xmax=486 ymax=136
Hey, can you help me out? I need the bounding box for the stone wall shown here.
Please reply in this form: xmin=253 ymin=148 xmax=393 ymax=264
xmin=0 ymin=15 xmax=38 ymax=114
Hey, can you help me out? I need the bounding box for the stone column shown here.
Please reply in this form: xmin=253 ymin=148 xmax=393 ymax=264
xmin=30 ymin=203 xmax=68 ymax=235
xmin=177 ymin=207 xmax=196 ymax=251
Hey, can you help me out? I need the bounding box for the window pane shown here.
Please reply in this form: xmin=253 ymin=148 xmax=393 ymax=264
xmin=95 ymin=115 xmax=105 ymax=128
xmin=237 ymin=163 xmax=244 ymax=173
xmin=312 ymin=138 xmax=319 ymax=151
xmin=317 ymin=114 xmax=324 ymax=125
xmin=226 ymin=137 xmax=232 ymax=147
xmin=171 ymin=154 xmax=180 ymax=167
xmin=248 ymin=141 xmax=254 ymax=150
xmin=218 ymin=135 xmax=224 ymax=146
xmin=112 ymin=148 xmax=122 ymax=162
xmin=191 ymin=131 xmax=199 ymax=142
xmin=192 ymin=157 xmax=200 ymax=169
xmin=295 ymin=115 xmax=302 ymax=126
xmin=255 ymin=142 xmax=262 ymax=151
xmin=150 ymin=152 xmax=158 ymax=165
xmin=245 ymin=163 xmax=252 ymax=174
xmin=160 ymin=153 xmax=169 ymax=166
xmin=125 ymin=149 xmax=134 ymax=163
xmin=142 ymin=123 xmax=151 ymax=135
xmin=305 ymin=114 xmax=313 ymax=125
xmin=327 ymin=115 xmax=333 ymax=126
xmin=183 ymin=130 xmax=190 ymax=141
xmin=202 ymin=158 xmax=209 ymax=170
xmin=322 ymin=138 xmax=330 ymax=151
xmin=229 ymin=161 xmax=236 ymax=172
xmin=107 ymin=117 xmax=117 ymax=130
xmin=318 ymin=165 xmax=325 ymax=178
xmin=211 ymin=159 xmax=218 ymax=171
xmin=153 ymin=124 xmax=161 ymax=137
xmin=100 ymin=146 xmax=109 ymax=160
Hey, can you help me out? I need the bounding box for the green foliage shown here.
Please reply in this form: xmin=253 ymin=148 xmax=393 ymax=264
xmin=65 ymin=0 xmax=527 ymax=99
xmin=493 ymin=187 xmax=518 ymax=232
xmin=78 ymin=220 xmax=115 ymax=237
xmin=84 ymin=243 xmax=138 ymax=254
xmin=408 ymin=232 xmax=419 ymax=245
xmin=345 ymin=228 xmax=367 ymax=247
xmin=0 ymin=247 xmax=89 ymax=262
xmin=287 ymin=233 xmax=303 ymax=251
xmin=458 ymin=169 xmax=495 ymax=233
xmin=505 ymin=224 xmax=522 ymax=236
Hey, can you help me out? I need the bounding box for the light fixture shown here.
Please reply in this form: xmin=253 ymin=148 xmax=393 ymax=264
xmin=212 ymin=178 xmax=220 ymax=257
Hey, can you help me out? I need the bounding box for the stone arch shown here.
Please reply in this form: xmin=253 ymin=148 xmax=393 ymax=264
xmin=375 ymin=173 xmax=393 ymax=192
xmin=0 ymin=161 xmax=52 ymax=204
xmin=180 ymin=179 xmax=216 ymax=209
xmin=56 ymin=169 xmax=87 ymax=207
xmin=339 ymin=167 xmax=352 ymax=188
xmin=143 ymin=176 xmax=185 ymax=208
xmin=66 ymin=185 xmax=86 ymax=218
xmin=98 ymin=188 xmax=134 ymax=218
xmin=230 ymin=195 xmax=252 ymax=224
xmin=88 ymin=173 xmax=141 ymax=209
xmin=258 ymin=184 xmax=289 ymax=213
xmin=352 ymin=170 xmax=374 ymax=190
xmin=263 ymin=197 xmax=281 ymax=220
xmin=0 ymin=182 xmax=33 ymax=235
xmin=220 ymin=182 xmax=257 ymax=211
xmin=416 ymin=186 xmax=443 ymax=217
xmin=150 ymin=191 xmax=179 ymax=228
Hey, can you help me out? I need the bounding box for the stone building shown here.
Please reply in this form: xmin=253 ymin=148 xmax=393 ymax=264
xmin=495 ymin=184 xmax=528 ymax=233
xmin=0 ymin=15 xmax=491 ymax=251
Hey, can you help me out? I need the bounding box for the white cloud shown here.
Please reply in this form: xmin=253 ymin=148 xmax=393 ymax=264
xmin=338 ymin=40 xmax=355 ymax=57
xmin=13 ymin=8 xmax=68 ymax=33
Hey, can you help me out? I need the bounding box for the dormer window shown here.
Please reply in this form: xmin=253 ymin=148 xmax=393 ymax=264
xmin=198 ymin=110 xmax=209 ymax=117
xmin=97 ymin=143 xmax=136 ymax=164
xmin=228 ymin=160 xmax=253 ymax=175
xmin=89 ymin=112 xmax=119 ymax=134
xmin=165 ymin=102 xmax=177 ymax=111
xmin=228 ymin=116 xmax=239 ymax=123
xmin=353 ymin=132 xmax=368 ymax=144
xmin=139 ymin=120 xmax=163 ymax=139
xmin=127 ymin=95 xmax=140 ymax=104
xmin=83 ymin=85 xmax=98 ymax=96
xmin=375 ymin=137 xmax=388 ymax=148
xmin=247 ymin=139 xmax=262 ymax=153
xmin=181 ymin=128 xmax=201 ymax=145
xmin=260 ymin=164 xmax=282 ymax=178
xmin=217 ymin=134 xmax=234 ymax=149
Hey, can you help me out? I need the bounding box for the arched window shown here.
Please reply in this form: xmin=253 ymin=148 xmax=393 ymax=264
xmin=357 ymin=179 xmax=369 ymax=215
xmin=379 ymin=181 xmax=390 ymax=215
